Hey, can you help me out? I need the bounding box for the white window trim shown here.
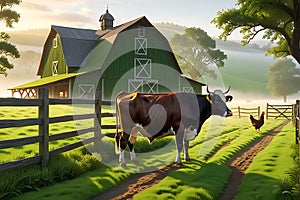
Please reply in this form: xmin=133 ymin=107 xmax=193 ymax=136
xmin=128 ymin=79 xmax=143 ymax=93
xmin=53 ymin=37 xmax=58 ymax=48
xmin=135 ymin=38 xmax=147 ymax=55
xmin=138 ymin=27 xmax=145 ymax=37
xmin=134 ymin=58 xmax=152 ymax=79
xmin=52 ymin=61 xmax=58 ymax=76
xmin=182 ymin=87 xmax=194 ymax=93
xmin=79 ymin=84 xmax=95 ymax=99
xmin=144 ymin=80 xmax=158 ymax=94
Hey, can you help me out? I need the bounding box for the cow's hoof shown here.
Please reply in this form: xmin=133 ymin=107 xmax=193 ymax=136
xmin=120 ymin=163 xmax=127 ymax=168
xmin=131 ymin=159 xmax=138 ymax=164
xmin=175 ymin=163 xmax=183 ymax=168
xmin=185 ymin=158 xmax=191 ymax=162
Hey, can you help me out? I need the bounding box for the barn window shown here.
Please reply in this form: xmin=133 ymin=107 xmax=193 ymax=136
xmin=144 ymin=80 xmax=158 ymax=94
xmin=182 ymin=87 xmax=194 ymax=93
xmin=52 ymin=61 xmax=58 ymax=76
xmin=53 ymin=37 xmax=58 ymax=48
xmin=138 ymin=27 xmax=145 ymax=37
xmin=135 ymin=38 xmax=147 ymax=55
xmin=128 ymin=79 xmax=143 ymax=92
xmin=134 ymin=58 xmax=152 ymax=79
xmin=79 ymin=84 xmax=95 ymax=99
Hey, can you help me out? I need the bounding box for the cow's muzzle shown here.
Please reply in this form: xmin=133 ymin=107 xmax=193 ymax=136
xmin=226 ymin=109 xmax=233 ymax=117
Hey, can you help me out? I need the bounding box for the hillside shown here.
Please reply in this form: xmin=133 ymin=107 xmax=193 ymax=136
xmin=2 ymin=24 xmax=276 ymax=99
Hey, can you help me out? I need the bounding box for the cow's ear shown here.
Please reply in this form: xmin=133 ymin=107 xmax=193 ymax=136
xmin=226 ymin=95 xmax=233 ymax=102
xmin=206 ymin=95 xmax=212 ymax=104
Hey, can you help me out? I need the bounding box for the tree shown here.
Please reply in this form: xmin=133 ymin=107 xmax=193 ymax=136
xmin=0 ymin=0 xmax=21 ymax=77
xmin=267 ymin=58 xmax=300 ymax=102
xmin=170 ymin=27 xmax=227 ymax=81
xmin=212 ymin=0 xmax=300 ymax=64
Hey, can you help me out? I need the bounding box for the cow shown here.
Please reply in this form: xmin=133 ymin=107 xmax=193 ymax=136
xmin=115 ymin=87 xmax=233 ymax=167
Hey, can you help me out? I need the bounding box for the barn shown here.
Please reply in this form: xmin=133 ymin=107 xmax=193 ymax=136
xmin=9 ymin=9 xmax=204 ymax=100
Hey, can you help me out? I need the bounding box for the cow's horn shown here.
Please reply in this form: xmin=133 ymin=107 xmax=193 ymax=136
xmin=206 ymin=86 xmax=211 ymax=94
xmin=223 ymin=86 xmax=231 ymax=94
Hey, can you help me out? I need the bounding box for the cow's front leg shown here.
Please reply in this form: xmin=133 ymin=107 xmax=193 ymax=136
xmin=128 ymin=141 xmax=138 ymax=163
xmin=175 ymin=129 xmax=184 ymax=166
xmin=119 ymin=133 xmax=129 ymax=167
xmin=183 ymin=139 xmax=191 ymax=162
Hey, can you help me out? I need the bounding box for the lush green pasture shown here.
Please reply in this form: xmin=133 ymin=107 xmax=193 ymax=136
xmin=9 ymin=116 xmax=290 ymax=200
xmin=133 ymin=118 xmax=288 ymax=200
xmin=0 ymin=105 xmax=96 ymax=163
xmin=235 ymin=123 xmax=296 ymax=200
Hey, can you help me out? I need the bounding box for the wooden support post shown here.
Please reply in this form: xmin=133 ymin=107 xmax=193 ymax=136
xmin=258 ymin=106 xmax=260 ymax=117
xmin=238 ymin=106 xmax=241 ymax=118
xmin=94 ymin=86 xmax=102 ymax=146
xmin=295 ymin=100 xmax=300 ymax=144
xmin=266 ymin=103 xmax=269 ymax=120
xmin=38 ymin=88 xmax=49 ymax=167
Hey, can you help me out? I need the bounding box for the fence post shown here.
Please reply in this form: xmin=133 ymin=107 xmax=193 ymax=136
xmin=94 ymin=86 xmax=102 ymax=146
xmin=296 ymin=100 xmax=300 ymax=144
xmin=38 ymin=88 xmax=49 ymax=167
xmin=266 ymin=103 xmax=269 ymax=120
xmin=238 ymin=106 xmax=241 ymax=118
xmin=258 ymin=106 xmax=260 ymax=117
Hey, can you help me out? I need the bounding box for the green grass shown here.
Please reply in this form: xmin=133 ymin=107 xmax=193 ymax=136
xmin=234 ymin=122 xmax=296 ymax=200
xmin=133 ymin=118 xmax=288 ymax=200
xmin=0 ymin=105 xmax=97 ymax=163
xmin=0 ymin=105 xmax=293 ymax=200
xmin=0 ymin=148 xmax=104 ymax=200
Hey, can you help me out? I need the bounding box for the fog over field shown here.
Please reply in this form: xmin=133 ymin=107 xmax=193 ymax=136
xmin=0 ymin=25 xmax=299 ymax=103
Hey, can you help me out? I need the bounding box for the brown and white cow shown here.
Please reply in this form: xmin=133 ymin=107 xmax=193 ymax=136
xmin=115 ymin=88 xmax=233 ymax=167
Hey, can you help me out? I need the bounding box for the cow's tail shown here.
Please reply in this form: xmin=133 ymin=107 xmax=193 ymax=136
xmin=115 ymin=95 xmax=120 ymax=155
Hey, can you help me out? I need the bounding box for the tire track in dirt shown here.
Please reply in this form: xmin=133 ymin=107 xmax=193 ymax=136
xmin=218 ymin=121 xmax=289 ymax=200
xmin=93 ymin=165 xmax=178 ymax=200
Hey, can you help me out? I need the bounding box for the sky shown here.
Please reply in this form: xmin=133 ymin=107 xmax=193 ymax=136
xmin=2 ymin=0 xmax=240 ymax=39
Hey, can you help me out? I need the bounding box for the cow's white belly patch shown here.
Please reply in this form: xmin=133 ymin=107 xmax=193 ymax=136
xmin=184 ymin=126 xmax=197 ymax=141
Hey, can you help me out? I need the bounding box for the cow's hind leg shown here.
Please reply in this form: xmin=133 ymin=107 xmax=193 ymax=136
xmin=175 ymin=128 xmax=184 ymax=166
xmin=119 ymin=133 xmax=129 ymax=167
xmin=183 ymin=139 xmax=191 ymax=162
xmin=128 ymin=142 xmax=138 ymax=163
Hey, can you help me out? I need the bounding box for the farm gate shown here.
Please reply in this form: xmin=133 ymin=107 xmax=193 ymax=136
xmin=266 ymin=103 xmax=293 ymax=120
xmin=0 ymin=88 xmax=116 ymax=172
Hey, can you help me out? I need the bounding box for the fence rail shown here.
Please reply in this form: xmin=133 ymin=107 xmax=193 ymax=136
xmin=0 ymin=88 xmax=116 ymax=172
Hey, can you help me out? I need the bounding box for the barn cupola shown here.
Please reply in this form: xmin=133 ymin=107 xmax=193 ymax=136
xmin=99 ymin=7 xmax=114 ymax=30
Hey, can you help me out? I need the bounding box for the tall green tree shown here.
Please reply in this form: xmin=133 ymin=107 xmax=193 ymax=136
xmin=0 ymin=0 xmax=21 ymax=77
xmin=170 ymin=27 xmax=227 ymax=80
xmin=267 ymin=58 xmax=300 ymax=102
xmin=212 ymin=0 xmax=300 ymax=64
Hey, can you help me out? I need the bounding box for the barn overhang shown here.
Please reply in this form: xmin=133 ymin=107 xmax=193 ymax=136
xmin=8 ymin=73 xmax=83 ymax=98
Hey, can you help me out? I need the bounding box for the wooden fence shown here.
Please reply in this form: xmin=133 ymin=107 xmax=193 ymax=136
xmin=0 ymin=88 xmax=116 ymax=172
xmin=292 ymin=100 xmax=300 ymax=144
xmin=266 ymin=103 xmax=293 ymax=120
xmin=231 ymin=106 xmax=261 ymax=118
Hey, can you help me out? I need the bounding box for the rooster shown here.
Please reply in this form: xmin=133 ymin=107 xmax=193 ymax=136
xmin=250 ymin=112 xmax=265 ymax=131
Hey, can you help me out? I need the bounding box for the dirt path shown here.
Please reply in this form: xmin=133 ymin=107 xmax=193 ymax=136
xmin=93 ymin=121 xmax=289 ymax=200
xmin=218 ymin=121 xmax=289 ymax=200
xmin=93 ymin=165 xmax=178 ymax=200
